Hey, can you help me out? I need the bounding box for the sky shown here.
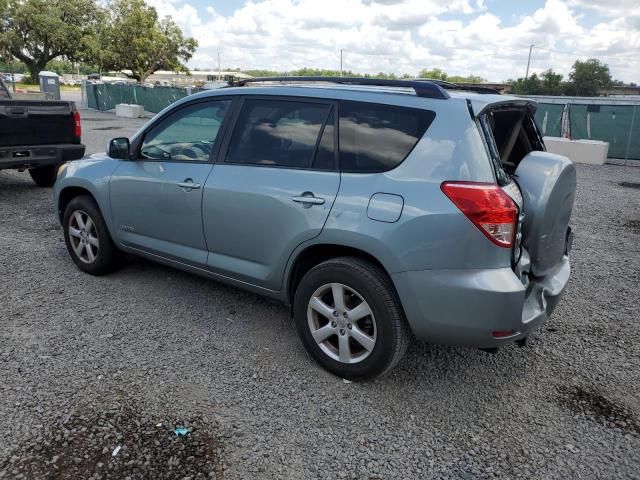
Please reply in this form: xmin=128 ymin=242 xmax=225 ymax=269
xmin=145 ymin=0 xmax=640 ymax=82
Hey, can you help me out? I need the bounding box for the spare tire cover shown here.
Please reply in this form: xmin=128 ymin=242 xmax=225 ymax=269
xmin=514 ymin=151 xmax=576 ymax=277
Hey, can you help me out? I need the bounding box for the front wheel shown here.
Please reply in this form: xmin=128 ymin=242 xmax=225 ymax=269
xmin=29 ymin=164 xmax=59 ymax=187
xmin=293 ymin=257 xmax=411 ymax=381
xmin=63 ymin=195 xmax=122 ymax=275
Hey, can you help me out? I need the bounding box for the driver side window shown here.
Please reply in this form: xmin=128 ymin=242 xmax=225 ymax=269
xmin=139 ymin=100 xmax=231 ymax=162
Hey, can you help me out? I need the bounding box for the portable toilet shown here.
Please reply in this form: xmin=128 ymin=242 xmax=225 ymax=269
xmin=38 ymin=71 xmax=61 ymax=100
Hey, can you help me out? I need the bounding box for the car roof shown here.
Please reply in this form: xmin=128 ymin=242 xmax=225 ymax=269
xmin=182 ymin=82 xmax=536 ymax=117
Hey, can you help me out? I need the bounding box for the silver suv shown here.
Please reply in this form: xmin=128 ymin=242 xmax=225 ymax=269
xmin=54 ymin=77 xmax=575 ymax=380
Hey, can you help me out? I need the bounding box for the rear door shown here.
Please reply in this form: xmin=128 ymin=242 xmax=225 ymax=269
xmin=480 ymin=106 xmax=576 ymax=276
xmin=202 ymin=96 xmax=339 ymax=290
xmin=110 ymin=98 xmax=232 ymax=266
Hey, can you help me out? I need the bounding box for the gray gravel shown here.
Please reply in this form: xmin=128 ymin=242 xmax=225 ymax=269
xmin=1 ymin=113 xmax=640 ymax=479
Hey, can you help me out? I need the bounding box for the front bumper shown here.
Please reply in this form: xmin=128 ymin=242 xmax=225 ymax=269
xmin=392 ymin=255 xmax=570 ymax=348
xmin=0 ymin=144 xmax=85 ymax=170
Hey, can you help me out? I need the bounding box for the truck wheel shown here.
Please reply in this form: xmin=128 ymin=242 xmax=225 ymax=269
xmin=63 ymin=195 xmax=122 ymax=275
xmin=29 ymin=165 xmax=59 ymax=187
xmin=293 ymin=257 xmax=411 ymax=381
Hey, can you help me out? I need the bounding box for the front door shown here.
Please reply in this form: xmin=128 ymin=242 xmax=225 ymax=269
xmin=110 ymin=99 xmax=232 ymax=265
xmin=202 ymin=97 xmax=339 ymax=290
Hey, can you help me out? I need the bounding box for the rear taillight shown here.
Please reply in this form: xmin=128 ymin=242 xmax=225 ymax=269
xmin=441 ymin=181 xmax=517 ymax=248
xmin=73 ymin=110 xmax=81 ymax=139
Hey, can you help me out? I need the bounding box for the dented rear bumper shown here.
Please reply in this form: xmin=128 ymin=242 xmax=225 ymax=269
xmin=392 ymin=255 xmax=570 ymax=348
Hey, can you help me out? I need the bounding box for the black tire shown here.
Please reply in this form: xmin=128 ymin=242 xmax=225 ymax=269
xmin=293 ymin=257 xmax=411 ymax=381
xmin=62 ymin=195 xmax=122 ymax=275
xmin=29 ymin=164 xmax=59 ymax=187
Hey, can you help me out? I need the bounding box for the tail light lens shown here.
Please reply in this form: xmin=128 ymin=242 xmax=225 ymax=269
xmin=72 ymin=110 xmax=81 ymax=139
xmin=441 ymin=181 xmax=517 ymax=248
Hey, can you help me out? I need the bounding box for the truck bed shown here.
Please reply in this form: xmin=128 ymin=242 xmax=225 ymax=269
xmin=0 ymin=100 xmax=81 ymax=147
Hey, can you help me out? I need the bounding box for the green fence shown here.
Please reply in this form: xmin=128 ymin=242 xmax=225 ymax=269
xmin=534 ymin=102 xmax=640 ymax=160
xmin=85 ymin=83 xmax=193 ymax=114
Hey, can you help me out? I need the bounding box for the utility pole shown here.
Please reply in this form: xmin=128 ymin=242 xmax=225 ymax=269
xmin=340 ymin=49 xmax=343 ymax=77
xmin=525 ymin=44 xmax=535 ymax=80
xmin=218 ymin=52 xmax=221 ymax=81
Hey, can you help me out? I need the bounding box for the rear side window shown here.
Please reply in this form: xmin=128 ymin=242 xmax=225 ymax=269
xmin=225 ymin=99 xmax=332 ymax=169
xmin=339 ymin=101 xmax=435 ymax=172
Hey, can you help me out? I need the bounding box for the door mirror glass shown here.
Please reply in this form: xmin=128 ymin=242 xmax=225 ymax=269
xmin=108 ymin=137 xmax=130 ymax=159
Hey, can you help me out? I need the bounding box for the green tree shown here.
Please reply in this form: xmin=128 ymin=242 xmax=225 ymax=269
xmin=448 ymin=74 xmax=486 ymax=83
xmin=509 ymin=70 xmax=564 ymax=95
xmin=418 ymin=68 xmax=485 ymax=83
xmin=101 ymin=0 xmax=197 ymax=83
xmin=566 ymin=58 xmax=612 ymax=96
xmin=540 ymin=69 xmax=564 ymax=95
xmin=418 ymin=68 xmax=448 ymax=80
xmin=509 ymin=73 xmax=543 ymax=95
xmin=0 ymin=0 xmax=100 ymax=83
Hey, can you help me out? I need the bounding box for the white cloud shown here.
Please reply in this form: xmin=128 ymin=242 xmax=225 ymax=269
xmin=147 ymin=0 xmax=639 ymax=82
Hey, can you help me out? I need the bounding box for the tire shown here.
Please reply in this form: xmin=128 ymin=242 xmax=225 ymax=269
xmin=62 ymin=195 xmax=122 ymax=275
xmin=293 ymin=257 xmax=411 ymax=381
xmin=29 ymin=165 xmax=59 ymax=187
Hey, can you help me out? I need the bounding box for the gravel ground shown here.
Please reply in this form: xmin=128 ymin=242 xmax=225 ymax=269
xmin=1 ymin=113 xmax=640 ymax=479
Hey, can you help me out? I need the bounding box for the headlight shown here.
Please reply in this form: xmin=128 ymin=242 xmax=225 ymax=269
xmin=57 ymin=162 xmax=68 ymax=177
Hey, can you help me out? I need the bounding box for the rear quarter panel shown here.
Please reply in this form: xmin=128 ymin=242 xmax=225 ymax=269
xmin=296 ymin=98 xmax=511 ymax=276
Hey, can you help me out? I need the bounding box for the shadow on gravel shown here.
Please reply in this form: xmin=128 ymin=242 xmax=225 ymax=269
xmin=0 ymin=176 xmax=38 ymax=193
xmin=624 ymin=220 xmax=640 ymax=234
xmin=0 ymin=399 xmax=223 ymax=479
xmin=618 ymin=181 xmax=640 ymax=190
xmin=558 ymin=385 xmax=640 ymax=438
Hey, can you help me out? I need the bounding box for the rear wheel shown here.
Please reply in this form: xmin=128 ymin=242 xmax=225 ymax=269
xmin=63 ymin=195 xmax=122 ymax=275
xmin=29 ymin=164 xmax=59 ymax=187
xmin=293 ymin=257 xmax=410 ymax=381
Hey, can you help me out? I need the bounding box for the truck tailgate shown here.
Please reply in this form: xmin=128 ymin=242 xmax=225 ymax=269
xmin=0 ymin=101 xmax=78 ymax=146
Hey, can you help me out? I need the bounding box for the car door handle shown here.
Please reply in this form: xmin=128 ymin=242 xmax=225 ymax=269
xmin=177 ymin=180 xmax=201 ymax=189
xmin=292 ymin=195 xmax=325 ymax=205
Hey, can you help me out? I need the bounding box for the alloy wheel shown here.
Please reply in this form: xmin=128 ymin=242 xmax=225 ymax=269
xmin=68 ymin=210 xmax=99 ymax=264
xmin=307 ymin=283 xmax=377 ymax=364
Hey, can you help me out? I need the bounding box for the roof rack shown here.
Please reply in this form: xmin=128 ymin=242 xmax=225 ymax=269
xmin=420 ymin=79 xmax=500 ymax=95
xmin=228 ymin=76 xmax=451 ymax=100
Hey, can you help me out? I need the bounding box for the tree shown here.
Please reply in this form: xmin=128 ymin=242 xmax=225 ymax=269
xmin=508 ymin=69 xmax=564 ymax=95
xmin=418 ymin=68 xmax=485 ymax=83
xmin=101 ymin=0 xmax=197 ymax=83
xmin=418 ymin=68 xmax=448 ymax=80
xmin=540 ymin=69 xmax=564 ymax=95
xmin=0 ymin=0 xmax=100 ymax=83
xmin=448 ymin=74 xmax=486 ymax=83
xmin=566 ymin=58 xmax=612 ymax=96
xmin=509 ymin=73 xmax=543 ymax=95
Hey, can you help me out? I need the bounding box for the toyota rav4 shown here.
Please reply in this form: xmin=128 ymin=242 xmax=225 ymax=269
xmin=54 ymin=77 xmax=575 ymax=380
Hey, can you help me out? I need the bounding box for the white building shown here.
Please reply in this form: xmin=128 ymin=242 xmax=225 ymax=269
xmin=103 ymin=70 xmax=252 ymax=86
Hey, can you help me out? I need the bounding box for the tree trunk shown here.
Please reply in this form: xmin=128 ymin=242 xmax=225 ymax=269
xmin=24 ymin=60 xmax=48 ymax=85
xmin=27 ymin=62 xmax=40 ymax=85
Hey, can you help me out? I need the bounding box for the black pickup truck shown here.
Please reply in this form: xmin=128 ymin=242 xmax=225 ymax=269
xmin=0 ymin=78 xmax=85 ymax=187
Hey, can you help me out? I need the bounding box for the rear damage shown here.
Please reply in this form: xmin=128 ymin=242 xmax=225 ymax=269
xmin=396 ymin=96 xmax=575 ymax=348
xmin=473 ymin=99 xmax=576 ymax=345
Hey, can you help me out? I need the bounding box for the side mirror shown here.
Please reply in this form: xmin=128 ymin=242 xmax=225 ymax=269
xmin=108 ymin=137 xmax=130 ymax=159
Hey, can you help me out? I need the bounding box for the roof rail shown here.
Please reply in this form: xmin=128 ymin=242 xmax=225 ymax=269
xmin=419 ymin=79 xmax=501 ymax=95
xmin=228 ymin=76 xmax=450 ymax=100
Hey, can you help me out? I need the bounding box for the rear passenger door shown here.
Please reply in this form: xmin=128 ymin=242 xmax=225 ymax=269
xmin=202 ymin=97 xmax=338 ymax=290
